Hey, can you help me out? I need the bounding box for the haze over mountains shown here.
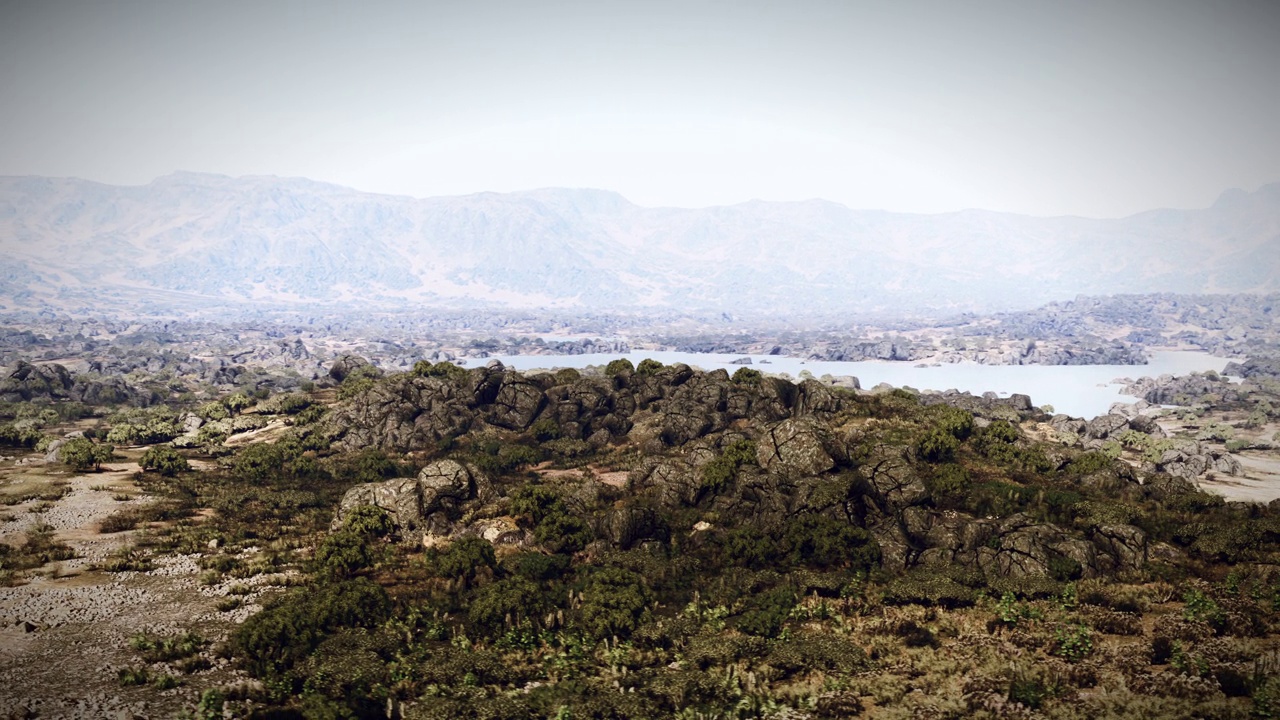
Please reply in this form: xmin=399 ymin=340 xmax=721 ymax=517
xmin=1 ymin=172 xmax=1277 ymax=317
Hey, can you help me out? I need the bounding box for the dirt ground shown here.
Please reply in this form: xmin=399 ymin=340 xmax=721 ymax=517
xmin=0 ymin=452 xmax=283 ymax=719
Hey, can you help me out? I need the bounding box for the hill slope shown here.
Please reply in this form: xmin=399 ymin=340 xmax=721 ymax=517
xmin=1 ymin=173 xmax=1278 ymax=314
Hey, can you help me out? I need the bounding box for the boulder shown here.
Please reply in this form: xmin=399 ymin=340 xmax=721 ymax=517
xmin=757 ymin=418 xmax=835 ymax=477
xmin=328 ymin=354 xmax=376 ymax=383
xmin=332 ymin=459 xmax=485 ymax=541
xmin=857 ymin=444 xmax=926 ymax=511
xmin=1085 ymin=413 xmax=1130 ymax=440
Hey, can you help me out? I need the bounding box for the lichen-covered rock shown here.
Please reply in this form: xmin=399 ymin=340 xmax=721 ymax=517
xmin=328 ymin=354 xmax=377 ymax=383
xmin=857 ymin=444 xmax=926 ymax=511
xmin=1085 ymin=413 xmax=1130 ymax=440
xmin=332 ymin=459 xmax=485 ymax=541
xmin=757 ymin=418 xmax=835 ymax=477
xmin=485 ymin=375 xmax=546 ymax=430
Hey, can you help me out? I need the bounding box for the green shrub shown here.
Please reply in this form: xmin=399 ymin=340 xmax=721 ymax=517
xmin=916 ymin=428 xmax=959 ymax=463
xmin=530 ymin=418 xmax=562 ymax=442
xmin=736 ymin=585 xmax=795 ymax=638
xmin=636 ymin=358 xmax=664 ymax=376
xmin=138 ymin=446 xmax=189 ymax=476
xmin=604 ymin=358 xmax=635 ymax=376
xmin=468 ymin=576 xmax=546 ymax=635
xmin=699 ymin=439 xmax=756 ymax=494
xmin=314 ymin=530 xmax=379 ymax=578
xmin=1052 ymin=623 xmax=1093 ymax=662
xmin=432 ymin=536 xmax=496 ymax=587
xmin=231 ymin=578 xmax=392 ymax=677
xmin=342 ymin=505 xmax=395 ymax=540
xmin=580 ymin=567 xmax=650 ymax=639
xmin=58 ymin=437 xmax=113 ymax=471
xmin=731 ymin=367 xmax=763 ymax=386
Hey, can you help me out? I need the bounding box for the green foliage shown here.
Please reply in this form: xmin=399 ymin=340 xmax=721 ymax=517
xmin=1255 ymin=676 xmax=1280 ymax=718
xmin=925 ymin=462 xmax=970 ymax=500
xmin=533 ymin=510 xmax=593 ymax=554
xmin=274 ymin=393 xmax=313 ymax=415
xmin=329 ymin=448 xmax=401 ymax=485
xmin=580 ymin=567 xmax=650 ymax=639
xmin=731 ymin=367 xmax=763 ymax=386
xmin=1052 ymin=623 xmax=1093 ymax=662
xmin=432 ymin=536 xmax=497 ymax=586
xmin=699 ymin=439 xmax=756 ymax=494
xmin=1183 ymin=588 xmax=1227 ymax=633
xmin=197 ymin=401 xmax=229 ymax=421
xmin=468 ymin=576 xmax=546 ymax=635
xmin=916 ymin=428 xmax=959 ymax=463
xmin=472 ymin=441 xmax=542 ymax=475
xmin=314 ymin=530 xmax=379 ymax=578
xmin=228 ymin=437 xmax=319 ymax=482
xmin=994 ymin=592 xmax=1041 ymax=627
xmin=635 ymin=358 xmax=664 ymax=376
xmin=232 ymin=578 xmax=392 ymax=677
xmin=530 ymin=418 xmax=562 ymax=442
xmin=341 ymin=505 xmax=394 ymax=540
xmin=138 ymin=446 xmax=189 ymax=476
xmin=0 ymin=422 xmax=46 ymax=448
xmin=58 ymin=437 xmax=113 ymax=471
xmin=412 ymin=360 xmax=468 ymax=380
xmin=736 ymin=585 xmax=795 ymax=637
xmin=604 ymin=358 xmax=635 ymax=376
xmin=927 ymin=404 xmax=975 ymax=440
xmin=129 ymin=631 xmax=207 ymax=663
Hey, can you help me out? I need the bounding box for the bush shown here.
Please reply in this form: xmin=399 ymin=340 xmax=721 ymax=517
xmin=432 ymin=536 xmax=497 ymax=587
xmin=699 ymin=439 xmax=756 ymax=494
xmin=731 ymin=367 xmax=763 ymax=386
xmin=1052 ymin=623 xmax=1093 ymax=662
xmin=604 ymin=358 xmax=635 ymax=376
xmin=916 ymin=428 xmax=959 ymax=463
xmin=580 ymin=567 xmax=651 ymax=639
xmin=636 ymin=358 xmax=664 ymax=376
xmin=138 ymin=446 xmax=189 ymax=476
xmin=58 ymin=437 xmax=113 ymax=471
xmin=468 ymin=576 xmax=546 ymax=635
xmin=231 ymin=578 xmax=392 ymax=677
xmin=736 ymin=585 xmax=795 ymax=638
xmin=314 ymin=530 xmax=379 ymax=578
xmin=342 ymin=505 xmax=395 ymax=540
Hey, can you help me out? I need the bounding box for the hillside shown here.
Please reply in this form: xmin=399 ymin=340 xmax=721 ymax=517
xmin=1 ymin=173 xmax=1278 ymax=315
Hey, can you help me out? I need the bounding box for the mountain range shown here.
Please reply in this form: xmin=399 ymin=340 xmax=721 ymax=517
xmin=1 ymin=172 xmax=1278 ymax=317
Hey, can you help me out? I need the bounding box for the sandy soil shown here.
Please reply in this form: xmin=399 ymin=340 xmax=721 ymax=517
xmin=0 ymin=454 xmax=285 ymax=719
xmin=1203 ymin=452 xmax=1280 ymax=503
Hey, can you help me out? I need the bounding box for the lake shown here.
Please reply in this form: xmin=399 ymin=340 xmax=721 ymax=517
xmin=480 ymin=350 xmax=1233 ymax=421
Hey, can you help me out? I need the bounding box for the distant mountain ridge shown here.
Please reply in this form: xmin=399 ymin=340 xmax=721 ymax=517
xmin=1 ymin=172 xmax=1277 ymax=315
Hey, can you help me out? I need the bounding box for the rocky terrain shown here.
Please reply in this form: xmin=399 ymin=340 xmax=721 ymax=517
xmin=3 ymin=345 xmax=1280 ymax=718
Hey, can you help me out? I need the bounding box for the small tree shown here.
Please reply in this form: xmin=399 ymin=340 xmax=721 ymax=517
xmin=59 ymin=437 xmax=113 ymax=472
xmin=138 ymin=446 xmax=189 ymax=476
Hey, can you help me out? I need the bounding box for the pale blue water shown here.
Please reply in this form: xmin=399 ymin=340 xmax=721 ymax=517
xmin=480 ymin=350 xmax=1232 ymax=421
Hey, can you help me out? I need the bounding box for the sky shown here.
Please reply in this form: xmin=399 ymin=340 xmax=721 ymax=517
xmin=1 ymin=0 xmax=1278 ymax=217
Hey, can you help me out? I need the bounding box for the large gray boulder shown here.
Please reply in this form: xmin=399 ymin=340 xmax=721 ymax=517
xmin=757 ymin=418 xmax=834 ymax=477
xmin=332 ymin=459 xmax=485 ymax=541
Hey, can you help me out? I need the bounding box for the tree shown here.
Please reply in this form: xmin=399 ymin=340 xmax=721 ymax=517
xmin=59 ymin=437 xmax=113 ymax=471
xmin=138 ymin=446 xmax=189 ymax=476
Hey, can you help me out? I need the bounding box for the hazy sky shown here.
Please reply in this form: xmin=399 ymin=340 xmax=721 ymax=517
xmin=1 ymin=0 xmax=1278 ymax=216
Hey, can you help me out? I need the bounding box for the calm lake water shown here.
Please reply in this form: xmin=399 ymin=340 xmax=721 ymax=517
xmin=480 ymin=350 xmax=1233 ymax=421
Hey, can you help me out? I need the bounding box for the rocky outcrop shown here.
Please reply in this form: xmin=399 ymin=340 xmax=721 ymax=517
xmin=1122 ymin=372 xmax=1244 ymax=405
xmin=324 ymin=362 xmax=858 ymax=454
xmin=333 ymin=459 xmax=486 ymax=541
xmin=757 ymin=418 xmax=835 ymax=478
xmin=1154 ymin=439 xmax=1243 ymax=480
xmin=911 ymin=511 xmax=1146 ymax=580
xmin=0 ymin=360 xmax=148 ymax=406
xmin=328 ymin=354 xmax=379 ymax=383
